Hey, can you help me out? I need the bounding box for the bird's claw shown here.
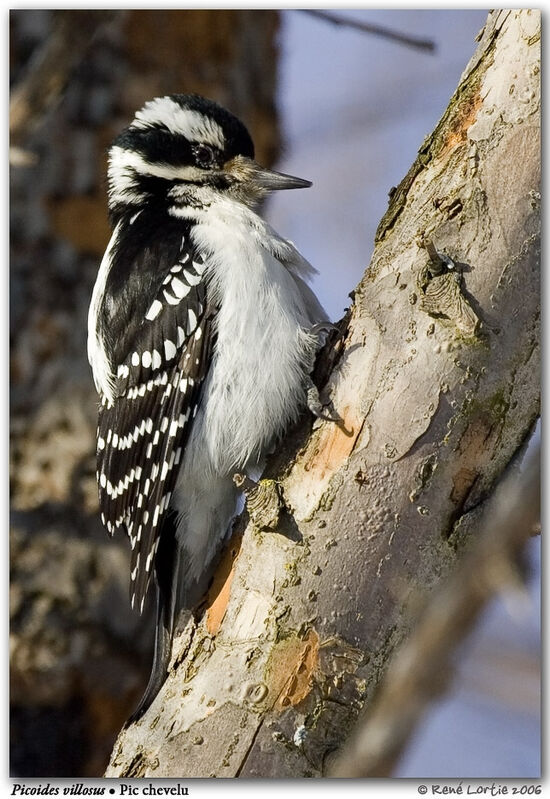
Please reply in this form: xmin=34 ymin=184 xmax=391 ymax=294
xmin=305 ymin=376 xmax=342 ymax=424
xmin=310 ymin=321 xmax=339 ymax=338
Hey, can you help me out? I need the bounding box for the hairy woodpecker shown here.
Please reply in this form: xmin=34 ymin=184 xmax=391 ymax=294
xmin=88 ymin=94 xmax=330 ymax=719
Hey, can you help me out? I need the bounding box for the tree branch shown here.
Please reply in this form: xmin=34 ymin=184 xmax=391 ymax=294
xmin=300 ymin=10 xmax=436 ymax=53
xmin=329 ymin=445 xmax=540 ymax=777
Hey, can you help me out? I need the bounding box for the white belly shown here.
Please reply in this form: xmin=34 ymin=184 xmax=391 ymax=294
xmin=203 ymin=255 xmax=316 ymax=471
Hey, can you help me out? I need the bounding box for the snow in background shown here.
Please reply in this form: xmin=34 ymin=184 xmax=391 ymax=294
xmin=267 ymin=9 xmax=540 ymax=778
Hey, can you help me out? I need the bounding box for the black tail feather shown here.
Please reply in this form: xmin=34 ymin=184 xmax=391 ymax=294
xmin=128 ymin=514 xmax=180 ymax=723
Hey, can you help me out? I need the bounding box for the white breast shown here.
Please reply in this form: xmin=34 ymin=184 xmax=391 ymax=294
xmin=188 ymin=197 xmax=325 ymax=474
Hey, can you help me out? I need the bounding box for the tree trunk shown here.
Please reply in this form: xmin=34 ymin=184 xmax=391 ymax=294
xmin=106 ymin=9 xmax=540 ymax=777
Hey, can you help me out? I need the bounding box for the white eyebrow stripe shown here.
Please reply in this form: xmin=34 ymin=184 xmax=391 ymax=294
xmin=130 ymin=98 xmax=225 ymax=149
xmin=109 ymin=147 xmax=206 ymax=183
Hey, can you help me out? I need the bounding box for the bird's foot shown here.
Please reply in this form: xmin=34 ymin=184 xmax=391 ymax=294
xmin=305 ymin=374 xmax=342 ymax=425
xmin=310 ymin=321 xmax=339 ymax=339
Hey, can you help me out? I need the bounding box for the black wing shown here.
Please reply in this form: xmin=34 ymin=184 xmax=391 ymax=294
xmin=96 ymin=215 xmax=215 ymax=611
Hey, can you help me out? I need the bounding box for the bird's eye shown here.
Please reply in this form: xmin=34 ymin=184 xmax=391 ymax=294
xmin=193 ymin=144 xmax=216 ymax=168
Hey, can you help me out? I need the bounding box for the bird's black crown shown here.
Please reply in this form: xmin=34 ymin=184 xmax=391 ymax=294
xmin=113 ymin=94 xmax=254 ymax=168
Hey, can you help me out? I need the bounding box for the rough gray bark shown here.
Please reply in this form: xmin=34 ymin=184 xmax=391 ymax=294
xmin=104 ymin=9 xmax=540 ymax=778
xmin=329 ymin=448 xmax=540 ymax=777
xmin=10 ymin=9 xmax=280 ymax=777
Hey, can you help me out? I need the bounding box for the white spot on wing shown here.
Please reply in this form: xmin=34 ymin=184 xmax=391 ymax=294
xmin=182 ymin=269 xmax=201 ymax=286
xmin=152 ymin=504 xmax=160 ymax=528
xmin=164 ymin=339 xmax=177 ymax=360
xmin=170 ymin=277 xmax=191 ymax=299
xmin=163 ymin=290 xmax=181 ymax=306
xmin=146 ymin=299 xmax=163 ymax=321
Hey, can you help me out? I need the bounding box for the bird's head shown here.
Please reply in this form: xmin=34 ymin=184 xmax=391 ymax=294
xmin=107 ymin=94 xmax=311 ymax=216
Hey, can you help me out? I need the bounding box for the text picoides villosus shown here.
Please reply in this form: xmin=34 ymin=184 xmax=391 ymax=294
xmin=87 ymin=94 xmax=330 ymax=718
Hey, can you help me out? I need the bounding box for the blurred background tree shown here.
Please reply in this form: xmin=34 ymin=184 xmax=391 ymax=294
xmin=10 ymin=9 xmax=280 ymax=776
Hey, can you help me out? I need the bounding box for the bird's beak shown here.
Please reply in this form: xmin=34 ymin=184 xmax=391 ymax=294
xmin=225 ymin=155 xmax=312 ymax=192
xmin=250 ymin=163 xmax=312 ymax=191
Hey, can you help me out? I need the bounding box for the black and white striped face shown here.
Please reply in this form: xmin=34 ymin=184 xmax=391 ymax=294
xmin=107 ymin=94 xmax=312 ymax=216
xmin=108 ymin=94 xmax=255 ymax=212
